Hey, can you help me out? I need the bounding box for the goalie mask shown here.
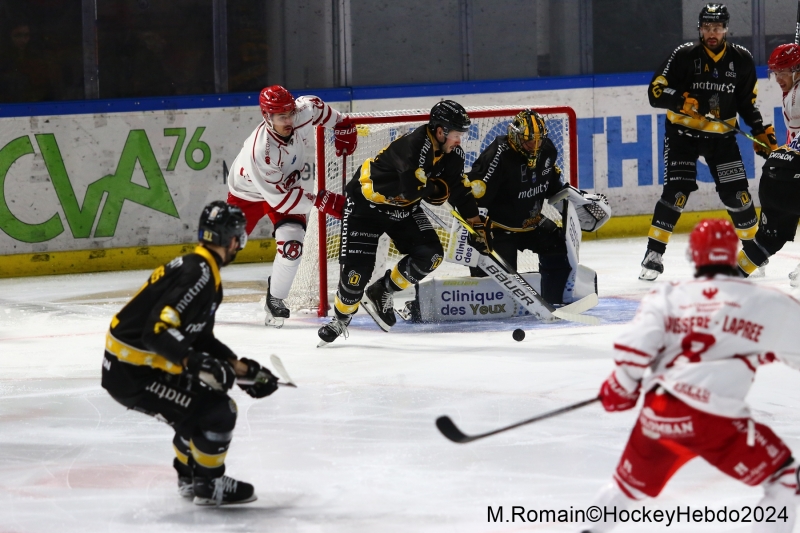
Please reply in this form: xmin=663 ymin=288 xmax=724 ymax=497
xmin=507 ymin=110 xmax=548 ymax=168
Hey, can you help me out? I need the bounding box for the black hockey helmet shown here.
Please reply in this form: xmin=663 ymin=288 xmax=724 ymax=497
xmin=429 ymin=100 xmax=471 ymax=135
xmin=507 ymin=109 xmax=548 ymax=167
xmin=198 ymin=201 xmax=247 ymax=251
xmin=698 ymin=4 xmax=729 ymax=28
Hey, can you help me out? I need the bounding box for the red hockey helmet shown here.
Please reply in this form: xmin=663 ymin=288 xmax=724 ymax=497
xmin=259 ymin=85 xmax=296 ymax=115
xmin=768 ymin=43 xmax=800 ymax=73
xmin=688 ymin=219 xmax=738 ymax=268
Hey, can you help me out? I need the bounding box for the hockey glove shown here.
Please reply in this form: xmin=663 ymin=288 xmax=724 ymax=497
xmin=236 ymin=357 xmax=279 ymax=398
xmin=314 ymin=190 xmax=345 ymax=220
xmin=599 ymin=371 xmax=640 ymax=412
xmin=334 ymin=118 xmax=358 ymax=157
xmin=468 ymin=215 xmax=493 ymax=255
xmin=679 ymin=92 xmax=704 ymax=120
xmin=752 ymin=124 xmax=778 ymax=158
xmin=578 ymin=193 xmax=612 ymax=232
xmin=186 ymin=350 xmax=235 ymax=393
xmin=426 ymin=177 xmax=450 ymax=206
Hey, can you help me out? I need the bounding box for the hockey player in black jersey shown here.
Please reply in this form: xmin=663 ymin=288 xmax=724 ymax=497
xmin=465 ymin=109 xmax=611 ymax=304
xmin=736 ymin=136 xmax=800 ymax=280
xmin=101 ymin=201 xmax=280 ymax=506
xmin=317 ymin=100 xmax=486 ymax=344
xmin=640 ymin=3 xmax=778 ymax=281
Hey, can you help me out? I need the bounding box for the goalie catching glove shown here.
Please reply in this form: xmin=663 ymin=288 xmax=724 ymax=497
xmin=236 ymin=357 xmax=279 ymax=398
xmin=314 ymin=190 xmax=345 ymax=219
xmin=468 ymin=215 xmax=493 ymax=254
xmin=185 ymin=350 xmax=236 ymax=393
xmin=752 ymin=124 xmax=778 ymax=158
xmin=334 ymin=118 xmax=358 ymax=157
xmin=554 ymin=185 xmax=612 ymax=232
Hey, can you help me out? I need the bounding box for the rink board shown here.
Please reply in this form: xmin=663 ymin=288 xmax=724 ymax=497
xmin=0 ymin=70 xmax=784 ymax=276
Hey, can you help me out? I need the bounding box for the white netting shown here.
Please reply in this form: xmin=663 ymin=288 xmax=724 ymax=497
xmin=286 ymin=106 xmax=576 ymax=316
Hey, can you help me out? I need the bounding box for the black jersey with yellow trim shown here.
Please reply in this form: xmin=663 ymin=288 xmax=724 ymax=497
xmin=348 ymin=124 xmax=479 ymax=218
xmin=761 ymin=139 xmax=800 ymax=180
xmin=466 ymin=135 xmax=564 ymax=231
xmin=107 ymin=245 xmax=234 ymax=375
xmin=648 ymin=41 xmax=764 ymax=135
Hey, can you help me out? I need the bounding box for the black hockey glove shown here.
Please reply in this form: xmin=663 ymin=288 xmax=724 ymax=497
xmin=236 ymin=357 xmax=279 ymax=398
xmin=468 ymin=215 xmax=493 ymax=254
xmin=426 ymin=177 xmax=450 ymax=206
xmin=185 ymin=350 xmax=235 ymax=393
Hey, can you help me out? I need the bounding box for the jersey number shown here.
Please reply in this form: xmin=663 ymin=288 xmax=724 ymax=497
xmin=666 ymin=331 xmax=716 ymax=368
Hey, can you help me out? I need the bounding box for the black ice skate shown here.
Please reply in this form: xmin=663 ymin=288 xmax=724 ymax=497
xmin=173 ymin=458 xmax=193 ymax=499
xmin=638 ymin=250 xmax=664 ymax=281
xmin=317 ymin=313 xmax=351 ymax=347
xmin=193 ymin=475 xmax=257 ymax=506
xmin=362 ymin=271 xmax=397 ymax=332
xmin=264 ymin=276 xmax=290 ymax=328
xmin=397 ymin=299 xmax=422 ymax=323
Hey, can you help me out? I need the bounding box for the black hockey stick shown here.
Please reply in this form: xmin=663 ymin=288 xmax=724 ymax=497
xmin=436 ymin=396 xmax=600 ymax=444
xmin=702 ymin=114 xmax=768 ymax=149
xmin=795 ymin=0 xmax=800 ymax=44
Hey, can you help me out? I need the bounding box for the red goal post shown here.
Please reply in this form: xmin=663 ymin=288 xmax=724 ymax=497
xmin=286 ymin=105 xmax=578 ymax=317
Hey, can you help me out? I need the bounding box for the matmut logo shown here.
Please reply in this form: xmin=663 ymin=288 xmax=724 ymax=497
xmin=702 ymin=287 xmax=718 ymax=300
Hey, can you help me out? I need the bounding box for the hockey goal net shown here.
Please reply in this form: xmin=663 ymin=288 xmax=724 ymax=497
xmin=286 ymin=105 xmax=577 ymax=316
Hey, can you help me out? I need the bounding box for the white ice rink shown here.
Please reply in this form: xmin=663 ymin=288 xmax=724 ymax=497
xmin=4 ymin=235 xmax=800 ymax=533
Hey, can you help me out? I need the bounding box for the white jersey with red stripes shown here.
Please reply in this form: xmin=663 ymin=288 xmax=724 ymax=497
xmin=782 ymin=80 xmax=800 ymax=142
xmin=228 ymin=95 xmax=344 ymax=215
xmin=613 ymin=274 xmax=800 ymax=419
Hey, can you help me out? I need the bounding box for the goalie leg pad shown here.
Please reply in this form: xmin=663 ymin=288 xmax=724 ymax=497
xmin=539 ymin=254 xmax=571 ymax=305
xmin=271 ymin=222 xmax=306 ymax=299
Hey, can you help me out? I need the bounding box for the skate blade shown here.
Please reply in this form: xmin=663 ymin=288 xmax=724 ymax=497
xmin=638 ymin=267 xmax=660 ymax=281
xmin=193 ymin=494 xmax=258 ymax=506
xmin=264 ymin=315 xmax=285 ymax=328
xmin=749 ymin=266 xmax=765 ymax=279
xmin=317 ymin=339 xmax=330 ymax=348
xmin=361 ymin=301 xmax=393 ymax=332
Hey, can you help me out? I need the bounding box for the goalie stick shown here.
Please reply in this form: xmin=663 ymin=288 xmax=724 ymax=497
xmin=424 ymin=204 xmax=599 ymax=325
xmin=436 ymin=396 xmax=600 ymax=444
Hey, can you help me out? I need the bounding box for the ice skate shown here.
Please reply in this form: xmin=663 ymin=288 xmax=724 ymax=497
xmin=749 ymin=265 xmax=766 ymax=278
xmin=790 ymin=263 xmax=800 ymax=287
xmin=362 ymin=271 xmax=397 ymax=331
xmin=193 ymin=474 xmax=257 ymax=506
xmin=397 ymin=299 xmax=422 ymax=323
xmin=317 ymin=313 xmax=351 ymax=347
xmin=264 ymin=276 xmax=290 ymax=328
xmin=638 ymin=250 xmax=664 ymax=281
xmin=173 ymin=458 xmax=193 ymax=499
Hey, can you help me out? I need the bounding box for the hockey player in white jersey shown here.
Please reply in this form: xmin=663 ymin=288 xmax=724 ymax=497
xmin=583 ymin=219 xmax=800 ymax=533
xmin=769 ymin=44 xmax=800 ymax=143
xmin=226 ymin=85 xmax=355 ymax=327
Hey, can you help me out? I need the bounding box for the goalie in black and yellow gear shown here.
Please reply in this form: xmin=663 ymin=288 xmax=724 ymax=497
xmin=464 ymin=109 xmax=609 ymax=305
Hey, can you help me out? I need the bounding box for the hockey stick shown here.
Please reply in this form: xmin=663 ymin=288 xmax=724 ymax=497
xmin=236 ymin=354 xmax=297 ymax=388
xmin=795 ymin=0 xmax=800 ymax=44
xmin=270 ymin=354 xmax=297 ymax=387
xmin=448 ymin=209 xmax=600 ymax=325
xmin=702 ymin=114 xmax=768 ymax=149
xmin=436 ymin=396 xmax=600 ymax=444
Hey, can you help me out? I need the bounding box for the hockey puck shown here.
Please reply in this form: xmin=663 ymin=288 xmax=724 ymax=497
xmin=512 ymin=329 xmax=525 ymax=342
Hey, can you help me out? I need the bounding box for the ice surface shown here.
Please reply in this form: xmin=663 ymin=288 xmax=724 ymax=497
xmin=2 ymin=236 xmax=800 ymax=532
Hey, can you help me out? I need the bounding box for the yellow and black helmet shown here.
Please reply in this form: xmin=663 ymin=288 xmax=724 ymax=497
xmin=507 ymin=110 xmax=548 ymax=167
